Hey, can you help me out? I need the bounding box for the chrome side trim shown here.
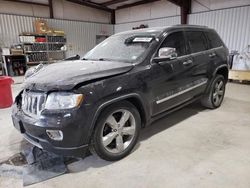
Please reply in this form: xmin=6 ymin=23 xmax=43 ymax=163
xmin=156 ymin=80 xmax=207 ymax=104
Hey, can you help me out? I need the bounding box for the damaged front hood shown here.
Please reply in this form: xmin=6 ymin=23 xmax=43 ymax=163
xmin=24 ymin=60 xmax=134 ymax=91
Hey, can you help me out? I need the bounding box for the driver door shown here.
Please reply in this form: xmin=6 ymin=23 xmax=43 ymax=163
xmin=151 ymin=31 xmax=194 ymax=116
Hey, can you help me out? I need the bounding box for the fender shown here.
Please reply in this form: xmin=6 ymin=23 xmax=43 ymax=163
xmin=212 ymin=64 xmax=229 ymax=77
xmin=204 ymin=64 xmax=229 ymax=94
xmin=87 ymin=93 xmax=149 ymax=143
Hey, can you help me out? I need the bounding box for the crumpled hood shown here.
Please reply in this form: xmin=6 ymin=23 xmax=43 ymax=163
xmin=24 ymin=60 xmax=134 ymax=91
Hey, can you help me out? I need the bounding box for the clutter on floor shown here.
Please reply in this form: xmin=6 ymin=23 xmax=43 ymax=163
xmin=0 ymin=146 xmax=75 ymax=186
xmin=229 ymin=48 xmax=250 ymax=83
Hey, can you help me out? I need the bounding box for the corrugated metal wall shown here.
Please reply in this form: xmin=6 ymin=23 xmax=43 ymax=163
xmin=114 ymin=16 xmax=181 ymax=33
xmin=189 ymin=6 xmax=250 ymax=52
xmin=45 ymin=19 xmax=113 ymax=56
xmin=1 ymin=6 xmax=250 ymax=55
xmin=0 ymin=14 xmax=114 ymax=57
xmin=115 ymin=5 xmax=250 ymax=52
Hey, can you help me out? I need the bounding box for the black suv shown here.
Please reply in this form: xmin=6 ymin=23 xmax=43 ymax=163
xmin=12 ymin=25 xmax=229 ymax=161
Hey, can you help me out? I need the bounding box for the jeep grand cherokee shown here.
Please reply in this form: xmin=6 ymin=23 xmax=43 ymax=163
xmin=12 ymin=25 xmax=229 ymax=161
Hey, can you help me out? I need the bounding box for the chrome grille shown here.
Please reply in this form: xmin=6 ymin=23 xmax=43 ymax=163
xmin=22 ymin=91 xmax=46 ymax=117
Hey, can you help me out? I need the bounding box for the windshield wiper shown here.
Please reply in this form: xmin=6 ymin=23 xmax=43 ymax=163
xmin=82 ymin=58 xmax=97 ymax=61
xmin=82 ymin=58 xmax=113 ymax=61
xmin=65 ymin=54 xmax=80 ymax=60
xmin=98 ymin=58 xmax=113 ymax=61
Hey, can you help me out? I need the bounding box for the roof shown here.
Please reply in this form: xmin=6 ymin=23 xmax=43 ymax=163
xmin=114 ymin=27 xmax=167 ymax=36
xmin=172 ymin=24 xmax=210 ymax=30
xmin=114 ymin=25 xmax=213 ymax=36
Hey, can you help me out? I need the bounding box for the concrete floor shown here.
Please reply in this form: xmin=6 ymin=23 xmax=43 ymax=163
xmin=0 ymin=82 xmax=250 ymax=188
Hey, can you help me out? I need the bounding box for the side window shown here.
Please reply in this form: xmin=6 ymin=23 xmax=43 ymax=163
xmin=186 ymin=31 xmax=208 ymax=53
xmin=160 ymin=32 xmax=187 ymax=57
xmin=206 ymin=31 xmax=223 ymax=49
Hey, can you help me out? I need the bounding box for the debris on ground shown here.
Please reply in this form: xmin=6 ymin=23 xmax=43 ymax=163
xmin=0 ymin=152 xmax=27 ymax=166
xmin=0 ymin=146 xmax=78 ymax=186
xmin=22 ymin=147 xmax=67 ymax=186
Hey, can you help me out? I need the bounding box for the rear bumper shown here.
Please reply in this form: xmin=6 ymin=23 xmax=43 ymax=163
xmin=11 ymin=103 xmax=90 ymax=158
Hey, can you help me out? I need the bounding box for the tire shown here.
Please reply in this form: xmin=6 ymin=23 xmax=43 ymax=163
xmin=91 ymin=101 xmax=141 ymax=161
xmin=201 ymin=74 xmax=226 ymax=109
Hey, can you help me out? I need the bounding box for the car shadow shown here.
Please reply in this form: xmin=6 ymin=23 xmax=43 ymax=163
xmin=133 ymin=101 xmax=206 ymax=151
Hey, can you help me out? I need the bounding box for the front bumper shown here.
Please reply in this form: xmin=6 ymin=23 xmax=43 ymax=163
xmin=11 ymin=103 xmax=91 ymax=158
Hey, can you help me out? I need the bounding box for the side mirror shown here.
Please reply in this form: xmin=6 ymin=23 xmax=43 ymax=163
xmin=158 ymin=47 xmax=177 ymax=59
xmin=153 ymin=47 xmax=177 ymax=63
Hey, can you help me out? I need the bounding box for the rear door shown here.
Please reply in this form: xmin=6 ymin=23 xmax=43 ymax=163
xmin=184 ymin=30 xmax=210 ymax=96
xmin=204 ymin=30 xmax=229 ymax=73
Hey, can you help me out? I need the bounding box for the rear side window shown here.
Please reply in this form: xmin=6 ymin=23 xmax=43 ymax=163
xmin=160 ymin=31 xmax=187 ymax=57
xmin=206 ymin=31 xmax=223 ymax=49
xmin=186 ymin=31 xmax=208 ymax=53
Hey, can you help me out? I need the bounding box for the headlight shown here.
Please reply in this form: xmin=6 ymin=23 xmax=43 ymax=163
xmin=45 ymin=92 xmax=83 ymax=110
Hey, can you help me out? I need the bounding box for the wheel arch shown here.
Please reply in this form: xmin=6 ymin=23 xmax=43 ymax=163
xmin=204 ymin=64 xmax=229 ymax=94
xmin=213 ymin=64 xmax=229 ymax=81
xmin=87 ymin=93 xmax=148 ymax=143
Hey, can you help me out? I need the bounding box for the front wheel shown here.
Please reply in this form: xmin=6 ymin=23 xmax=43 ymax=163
xmin=201 ymin=75 xmax=226 ymax=109
xmin=91 ymin=101 xmax=141 ymax=161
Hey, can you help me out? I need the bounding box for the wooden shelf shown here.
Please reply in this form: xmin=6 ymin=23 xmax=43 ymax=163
xmin=22 ymin=42 xmax=66 ymax=44
xmin=20 ymin=33 xmax=66 ymax=65
xmin=229 ymin=70 xmax=250 ymax=81
xmin=25 ymin=51 xmax=47 ymax=53
xmin=25 ymin=50 xmax=65 ymax=53
xmin=20 ymin=33 xmax=65 ymax=37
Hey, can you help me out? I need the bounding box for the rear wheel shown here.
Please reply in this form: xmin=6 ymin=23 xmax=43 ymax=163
xmin=91 ymin=101 xmax=141 ymax=161
xmin=201 ymin=75 xmax=226 ymax=109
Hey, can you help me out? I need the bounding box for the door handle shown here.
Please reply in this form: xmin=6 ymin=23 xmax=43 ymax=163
xmin=183 ymin=60 xmax=193 ymax=66
xmin=209 ymin=53 xmax=216 ymax=58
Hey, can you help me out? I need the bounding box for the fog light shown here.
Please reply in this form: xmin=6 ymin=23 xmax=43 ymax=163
xmin=46 ymin=130 xmax=63 ymax=141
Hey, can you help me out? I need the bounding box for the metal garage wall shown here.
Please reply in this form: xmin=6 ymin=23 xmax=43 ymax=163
xmin=0 ymin=13 xmax=114 ymax=57
xmin=189 ymin=6 xmax=250 ymax=52
xmin=114 ymin=16 xmax=181 ymax=33
xmin=44 ymin=19 xmax=113 ymax=56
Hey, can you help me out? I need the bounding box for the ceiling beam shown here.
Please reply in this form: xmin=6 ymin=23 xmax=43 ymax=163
xmin=67 ymin=0 xmax=113 ymax=12
xmin=48 ymin=0 xmax=54 ymax=18
xmin=111 ymin=9 xmax=115 ymax=24
xmin=117 ymin=0 xmax=160 ymax=9
xmin=167 ymin=0 xmax=182 ymax=6
xmin=4 ymin=0 xmax=49 ymax=6
xmin=102 ymin=0 xmax=129 ymax=6
xmin=167 ymin=0 xmax=191 ymax=24
xmin=180 ymin=0 xmax=191 ymax=24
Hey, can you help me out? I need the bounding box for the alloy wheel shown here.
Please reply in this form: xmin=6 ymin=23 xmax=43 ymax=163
xmin=101 ymin=109 xmax=136 ymax=154
xmin=212 ymin=79 xmax=224 ymax=106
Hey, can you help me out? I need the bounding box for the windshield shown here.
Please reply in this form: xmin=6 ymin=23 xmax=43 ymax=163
xmin=84 ymin=34 xmax=155 ymax=63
